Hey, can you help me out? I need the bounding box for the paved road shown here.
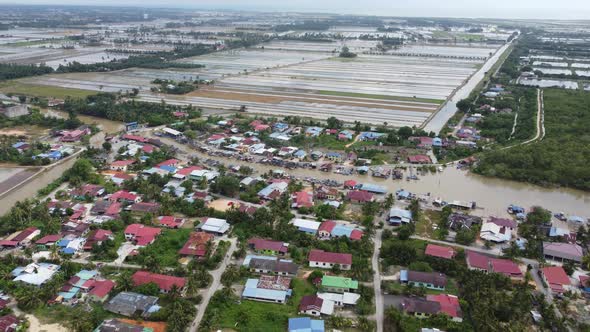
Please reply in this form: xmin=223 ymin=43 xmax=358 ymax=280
xmin=189 ymin=237 xmax=238 ymax=332
xmin=372 ymin=229 xmax=384 ymax=332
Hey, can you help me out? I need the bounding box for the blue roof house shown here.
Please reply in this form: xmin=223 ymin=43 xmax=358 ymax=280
xmin=289 ymin=317 xmax=325 ymax=332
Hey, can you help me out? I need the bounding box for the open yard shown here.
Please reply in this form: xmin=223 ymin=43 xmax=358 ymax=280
xmin=207 ymin=278 xmax=316 ymax=332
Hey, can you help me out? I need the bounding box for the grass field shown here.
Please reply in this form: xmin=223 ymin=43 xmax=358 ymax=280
xmin=0 ymin=80 xmax=95 ymax=99
xmin=128 ymin=228 xmax=191 ymax=267
xmin=212 ymin=278 xmax=316 ymax=332
xmin=317 ymin=90 xmax=444 ymax=105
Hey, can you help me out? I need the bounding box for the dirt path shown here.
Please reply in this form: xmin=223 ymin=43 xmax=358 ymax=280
xmin=501 ymin=88 xmax=544 ymax=150
xmin=345 ymin=134 xmax=361 ymax=148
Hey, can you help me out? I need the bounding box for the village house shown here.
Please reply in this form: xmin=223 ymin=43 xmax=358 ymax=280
xmin=541 ymin=266 xmax=571 ymax=294
xmin=132 ymin=271 xmax=186 ymax=294
xmin=71 ymin=184 xmax=105 ymax=200
xmin=157 ymin=216 xmax=185 ymax=228
xmin=0 ymin=227 xmax=40 ymax=249
xmin=60 ymin=128 xmax=90 ymax=142
xmin=248 ymin=238 xmax=289 ymax=256
xmin=317 ymin=221 xmax=363 ymax=241
xmin=83 ymin=229 xmax=113 ymax=251
xmin=427 ymin=294 xmax=463 ymax=322
xmin=124 ymin=224 xmax=161 ymax=246
xmin=258 ymin=181 xmax=289 ymax=200
xmin=104 ymin=292 xmax=159 ymax=317
xmin=109 ymin=159 xmax=136 ymax=172
xmin=292 ymin=191 xmax=314 ymax=209
xmin=424 ymin=244 xmax=456 ymax=260
xmin=447 ymin=213 xmax=482 ymax=231
xmin=108 ymin=190 xmax=141 ymax=204
xmin=288 ymin=317 xmax=325 ymax=332
xmin=314 ymin=186 xmax=339 ymax=201
xmin=298 ymin=295 xmax=334 ymax=317
xmin=11 ymin=262 xmax=60 ymax=286
xmin=308 ymin=249 xmax=352 ymax=270
xmin=242 ymin=275 xmax=292 ymax=304
xmin=247 ymin=257 xmax=299 ymax=276
xmin=320 ymin=276 xmax=358 ymax=293
xmin=466 ymin=251 xmax=523 ymax=280
xmin=178 ymin=232 xmax=214 ymax=259
xmin=292 ymin=218 xmax=321 ymax=234
xmin=129 ymin=202 xmax=161 ymax=214
xmin=346 ymin=190 xmax=374 ymax=203
xmin=407 ymin=154 xmax=432 ymax=164
xmin=479 ymin=217 xmax=516 ymax=243
xmin=401 ymin=297 xmax=441 ymax=319
xmin=198 ymin=217 xmax=230 ymax=235
xmin=543 ymin=242 xmax=584 ymax=263
xmin=400 ymin=270 xmax=447 ymax=290
xmin=388 ymin=208 xmax=413 ymax=225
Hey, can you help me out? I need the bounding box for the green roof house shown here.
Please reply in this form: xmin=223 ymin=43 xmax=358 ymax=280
xmin=321 ymin=276 xmax=358 ymax=293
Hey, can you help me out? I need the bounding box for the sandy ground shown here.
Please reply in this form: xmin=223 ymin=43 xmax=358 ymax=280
xmin=207 ymin=198 xmax=236 ymax=212
xmin=26 ymin=314 xmax=69 ymax=332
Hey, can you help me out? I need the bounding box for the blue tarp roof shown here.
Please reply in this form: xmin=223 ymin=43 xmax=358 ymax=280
xmin=61 ymin=248 xmax=75 ymax=255
xmin=158 ymin=165 xmax=177 ymax=173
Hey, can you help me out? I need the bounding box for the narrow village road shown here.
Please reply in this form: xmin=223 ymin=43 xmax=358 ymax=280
xmin=189 ymin=237 xmax=238 ymax=332
xmin=372 ymin=229 xmax=384 ymax=332
xmin=501 ymin=88 xmax=544 ymax=150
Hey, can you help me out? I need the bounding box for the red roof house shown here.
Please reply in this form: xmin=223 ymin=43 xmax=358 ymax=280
xmin=132 ymin=271 xmax=186 ymax=293
xmin=178 ymin=232 xmax=214 ymax=258
xmin=248 ymin=238 xmax=289 ymax=255
xmin=35 ymin=234 xmax=62 ymax=246
xmin=425 ymin=244 xmax=456 ymax=260
xmin=156 ymin=159 xmax=181 ymax=168
xmin=292 ymin=191 xmax=314 ymax=209
xmin=109 ymin=159 xmax=136 ymax=171
xmin=318 ymin=221 xmax=336 ymax=238
xmin=88 ymin=280 xmax=115 ymax=302
xmin=426 ymin=294 xmax=462 ymax=321
xmin=298 ymin=295 xmax=324 ymax=316
xmin=84 ymin=229 xmax=114 ymax=250
xmin=346 ymin=190 xmax=374 ymax=203
xmin=308 ymin=249 xmax=352 ymax=270
xmin=343 ymin=180 xmax=357 ymax=189
xmin=157 ymin=216 xmax=185 ymax=229
xmin=541 ymin=266 xmax=571 ymax=293
xmin=466 ymin=251 xmax=490 ymax=272
xmin=124 ymin=224 xmax=161 ymax=246
xmin=489 ymin=258 xmax=523 ymax=279
xmin=122 ymin=134 xmax=149 ymax=143
xmin=109 ymin=190 xmax=141 ymax=203
xmin=407 ymin=155 xmax=432 ymax=164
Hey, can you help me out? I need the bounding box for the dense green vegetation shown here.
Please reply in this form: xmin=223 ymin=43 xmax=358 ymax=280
xmin=0 ymin=63 xmax=54 ymax=81
xmin=151 ymin=79 xmax=196 ymax=94
xmin=200 ymin=279 xmax=316 ymax=332
xmin=475 ymin=89 xmax=590 ymax=190
xmin=63 ymin=93 xmax=199 ymax=126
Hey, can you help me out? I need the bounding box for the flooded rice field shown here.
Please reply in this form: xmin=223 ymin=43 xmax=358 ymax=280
xmin=518 ymin=78 xmax=579 ymax=89
xmin=17 ymin=39 xmax=507 ymax=128
xmin=532 ymin=67 xmax=573 ymax=75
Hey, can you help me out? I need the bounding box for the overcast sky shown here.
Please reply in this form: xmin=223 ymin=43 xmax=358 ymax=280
xmin=1 ymin=0 xmax=589 ymax=20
